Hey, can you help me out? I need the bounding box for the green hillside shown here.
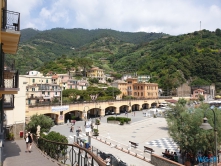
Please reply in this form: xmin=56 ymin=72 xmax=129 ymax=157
xmin=8 ymin=28 xmax=166 ymax=74
xmin=6 ymin=28 xmax=221 ymax=93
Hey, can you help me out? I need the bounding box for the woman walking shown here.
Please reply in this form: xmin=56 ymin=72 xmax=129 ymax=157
xmin=28 ymin=132 xmax=33 ymax=152
xmin=25 ymin=133 xmax=29 ymax=152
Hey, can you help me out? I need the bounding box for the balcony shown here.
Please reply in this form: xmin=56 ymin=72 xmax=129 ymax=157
xmin=3 ymin=94 xmax=14 ymax=109
xmin=1 ymin=9 xmax=21 ymax=54
xmin=0 ymin=67 xmax=19 ymax=96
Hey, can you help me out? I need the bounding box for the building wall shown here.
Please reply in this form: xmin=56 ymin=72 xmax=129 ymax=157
xmin=5 ymin=76 xmax=26 ymax=139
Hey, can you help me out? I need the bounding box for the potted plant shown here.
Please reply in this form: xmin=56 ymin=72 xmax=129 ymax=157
xmin=93 ymin=129 xmax=99 ymax=136
xmin=8 ymin=132 xmax=14 ymax=141
xmin=95 ymin=119 xmax=100 ymax=125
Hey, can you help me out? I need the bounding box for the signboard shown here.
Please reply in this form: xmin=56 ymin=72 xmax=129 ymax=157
xmin=85 ymin=120 xmax=92 ymax=132
xmin=52 ymin=105 xmax=69 ymax=112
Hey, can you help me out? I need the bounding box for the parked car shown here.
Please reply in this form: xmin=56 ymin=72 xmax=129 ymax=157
xmin=105 ymin=111 xmax=115 ymax=115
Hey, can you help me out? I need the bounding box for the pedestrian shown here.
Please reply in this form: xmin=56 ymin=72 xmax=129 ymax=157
xmin=28 ymin=132 xmax=33 ymax=152
xmin=24 ymin=133 xmax=29 ymax=152
xmin=134 ymin=111 xmax=135 ymax=116
xmin=70 ymin=125 xmax=74 ymax=132
xmin=76 ymin=127 xmax=81 ymax=137
xmin=105 ymin=156 xmax=111 ymax=166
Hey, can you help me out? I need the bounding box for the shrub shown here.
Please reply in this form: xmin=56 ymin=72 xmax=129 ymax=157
xmin=107 ymin=117 xmax=116 ymax=121
xmin=95 ymin=119 xmax=100 ymax=125
xmin=120 ymin=119 xmax=124 ymax=125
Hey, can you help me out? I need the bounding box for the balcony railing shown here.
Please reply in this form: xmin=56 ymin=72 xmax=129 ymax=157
xmin=2 ymin=9 xmax=20 ymax=31
xmin=4 ymin=70 xmax=19 ymax=88
xmin=33 ymin=134 xmax=105 ymax=166
xmin=4 ymin=94 xmax=14 ymax=109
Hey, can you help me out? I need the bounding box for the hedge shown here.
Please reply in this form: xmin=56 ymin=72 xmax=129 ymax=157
xmin=107 ymin=116 xmax=131 ymax=122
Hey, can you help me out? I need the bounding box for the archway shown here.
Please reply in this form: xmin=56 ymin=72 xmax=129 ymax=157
xmin=119 ymin=105 xmax=129 ymax=113
xmin=64 ymin=110 xmax=82 ymax=123
xmin=132 ymin=104 xmax=140 ymax=111
xmin=105 ymin=106 xmax=116 ymax=115
xmin=44 ymin=113 xmax=58 ymax=125
xmin=151 ymin=102 xmax=157 ymax=108
xmin=88 ymin=107 xmax=101 ymax=119
xmin=142 ymin=103 xmax=149 ymax=109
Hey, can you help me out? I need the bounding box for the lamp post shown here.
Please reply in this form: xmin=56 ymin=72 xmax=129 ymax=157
xmin=199 ymin=106 xmax=217 ymax=166
xmin=84 ymin=106 xmax=91 ymax=145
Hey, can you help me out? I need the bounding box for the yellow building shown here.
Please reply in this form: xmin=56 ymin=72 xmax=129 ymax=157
xmin=0 ymin=0 xmax=21 ymax=158
xmin=87 ymin=67 xmax=105 ymax=82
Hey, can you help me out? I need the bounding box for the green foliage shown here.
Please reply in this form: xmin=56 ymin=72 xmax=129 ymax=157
xmin=40 ymin=131 xmax=68 ymax=160
xmin=198 ymin=94 xmax=205 ymax=102
xmin=112 ymin=117 xmax=131 ymax=123
xmin=95 ymin=119 xmax=100 ymax=125
xmin=89 ymin=78 xmax=99 ymax=84
xmin=178 ymin=98 xmax=187 ymax=106
xmin=107 ymin=117 xmax=116 ymax=121
xmin=105 ymin=87 xmax=121 ymax=99
xmin=26 ymin=114 xmax=54 ymax=133
xmin=166 ymin=103 xmax=221 ymax=164
xmin=120 ymin=119 xmax=124 ymax=125
xmin=43 ymin=131 xmax=68 ymax=143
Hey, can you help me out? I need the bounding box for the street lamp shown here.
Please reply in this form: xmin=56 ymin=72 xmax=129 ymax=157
xmin=199 ymin=106 xmax=217 ymax=166
xmin=83 ymin=106 xmax=91 ymax=145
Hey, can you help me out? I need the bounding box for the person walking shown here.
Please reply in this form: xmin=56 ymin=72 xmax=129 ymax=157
xmin=28 ymin=132 xmax=33 ymax=152
xmin=24 ymin=133 xmax=29 ymax=152
xmin=70 ymin=125 xmax=74 ymax=132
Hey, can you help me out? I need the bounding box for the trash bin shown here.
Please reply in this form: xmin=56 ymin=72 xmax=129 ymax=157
xmin=20 ymin=131 xmax=24 ymax=138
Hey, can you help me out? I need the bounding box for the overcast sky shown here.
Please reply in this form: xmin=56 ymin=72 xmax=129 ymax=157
xmin=8 ymin=0 xmax=221 ymax=35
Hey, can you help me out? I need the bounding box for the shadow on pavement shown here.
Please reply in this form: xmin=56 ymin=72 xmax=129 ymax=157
xmin=3 ymin=140 xmax=21 ymax=159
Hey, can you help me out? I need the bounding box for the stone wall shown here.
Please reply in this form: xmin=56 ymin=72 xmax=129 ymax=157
xmin=13 ymin=123 xmax=25 ymax=139
xmin=151 ymin=154 xmax=184 ymax=166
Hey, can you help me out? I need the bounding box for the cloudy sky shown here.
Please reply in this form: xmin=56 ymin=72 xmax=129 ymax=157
xmin=8 ymin=0 xmax=221 ymax=35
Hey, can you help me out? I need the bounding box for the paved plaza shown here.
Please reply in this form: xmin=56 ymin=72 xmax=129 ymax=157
xmin=51 ymin=110 xmax=177 ymax=166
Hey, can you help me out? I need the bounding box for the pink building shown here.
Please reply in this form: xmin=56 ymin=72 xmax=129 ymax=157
xmin=191 ymin=88 xmax=207 ymax=100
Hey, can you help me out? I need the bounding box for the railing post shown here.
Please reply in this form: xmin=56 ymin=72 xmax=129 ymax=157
xmin=71 ymin=145 xmax=73 ymax=166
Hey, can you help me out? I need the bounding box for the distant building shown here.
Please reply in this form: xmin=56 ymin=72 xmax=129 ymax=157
xmin=191 ymin=88 xmax=207 ymax=100
xmin=113 ymin=78 xmax=158 ymax=99
xmin=87 ymin=67 xmax=105 ymax=83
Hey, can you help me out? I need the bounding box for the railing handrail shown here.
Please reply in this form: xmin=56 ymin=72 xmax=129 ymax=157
xmin=34 ymin=134 xmax=105 ymax=166
xmin=2 ymin=9 xmax=20 ymax=31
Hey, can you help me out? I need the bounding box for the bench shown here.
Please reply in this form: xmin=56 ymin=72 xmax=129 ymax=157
xmin=162 ymin=152 xmax=174 ymax=160
xmin=144 ymin=146 xmax=154 ymax=154
xmin=129 ymin=141 xmax=138 ymax=148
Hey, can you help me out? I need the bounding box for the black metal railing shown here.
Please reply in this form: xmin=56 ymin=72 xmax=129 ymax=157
xmin=2 ymin=9 xmax=20 ymax=31
xmin=3 ymin=94 xmax=14 ymax=109
xmin=33 ymin=134 xmax=105 ymax=166
xmin=3 ymin=70 xmax=19 ymax=89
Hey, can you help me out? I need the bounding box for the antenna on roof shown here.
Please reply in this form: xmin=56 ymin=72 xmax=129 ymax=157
xmin=200 ymin=21 xmax=201 ymax=31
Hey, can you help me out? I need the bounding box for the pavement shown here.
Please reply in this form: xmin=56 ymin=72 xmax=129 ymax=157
xmin=50 ymin=110 xmax=169 ymax=166
xmin=3 ymin=139 xmax=57 ymax=166
xmin=1 ymin=110 xmax=169 ymax=166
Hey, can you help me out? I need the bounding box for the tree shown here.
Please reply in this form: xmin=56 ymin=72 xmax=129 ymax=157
xmin=26 ymin=114 xmax=54 ymax=133
xmin=77 ymin=58 xmax=93 ymax=77
xmin=105 ymin=87 xmax=121 ymax=99
xmin=198 ymin=94 xmax=205 ymax=102
xmin=166 ymin=103 xmax=221 ymax=165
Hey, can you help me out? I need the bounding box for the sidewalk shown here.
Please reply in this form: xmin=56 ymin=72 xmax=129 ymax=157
xmin=3 ymin=139 xmax=57 ymax=166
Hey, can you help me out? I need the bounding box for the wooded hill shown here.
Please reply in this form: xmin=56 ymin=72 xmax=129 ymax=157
xmin=6 ymin=28 xmax=166 ymax=74
xmin=6 ymin=28 xmax=221 ymax=93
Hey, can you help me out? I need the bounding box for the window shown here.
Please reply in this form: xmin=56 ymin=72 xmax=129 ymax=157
xmin=32 ymin=88 xmax=35 ymax=91
xmin=141 ymin=86 xmax=143 ymax=90
xmin=141 ymin=92 xmax=143 ymax=96
xmin=46 ymin=79 xmax=48 ymax=83
xmin=32 ymin=79 xmax=35 ymax=83
xmin=26 ymin=89 xmax=28 ymax=91
xmin=42 ymin=91 xmax=45 ymax=94
xmin=48 ymin=92 xmax=50 ymax=95
xmin=55 ymin=92 xmax=57 ymax=95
